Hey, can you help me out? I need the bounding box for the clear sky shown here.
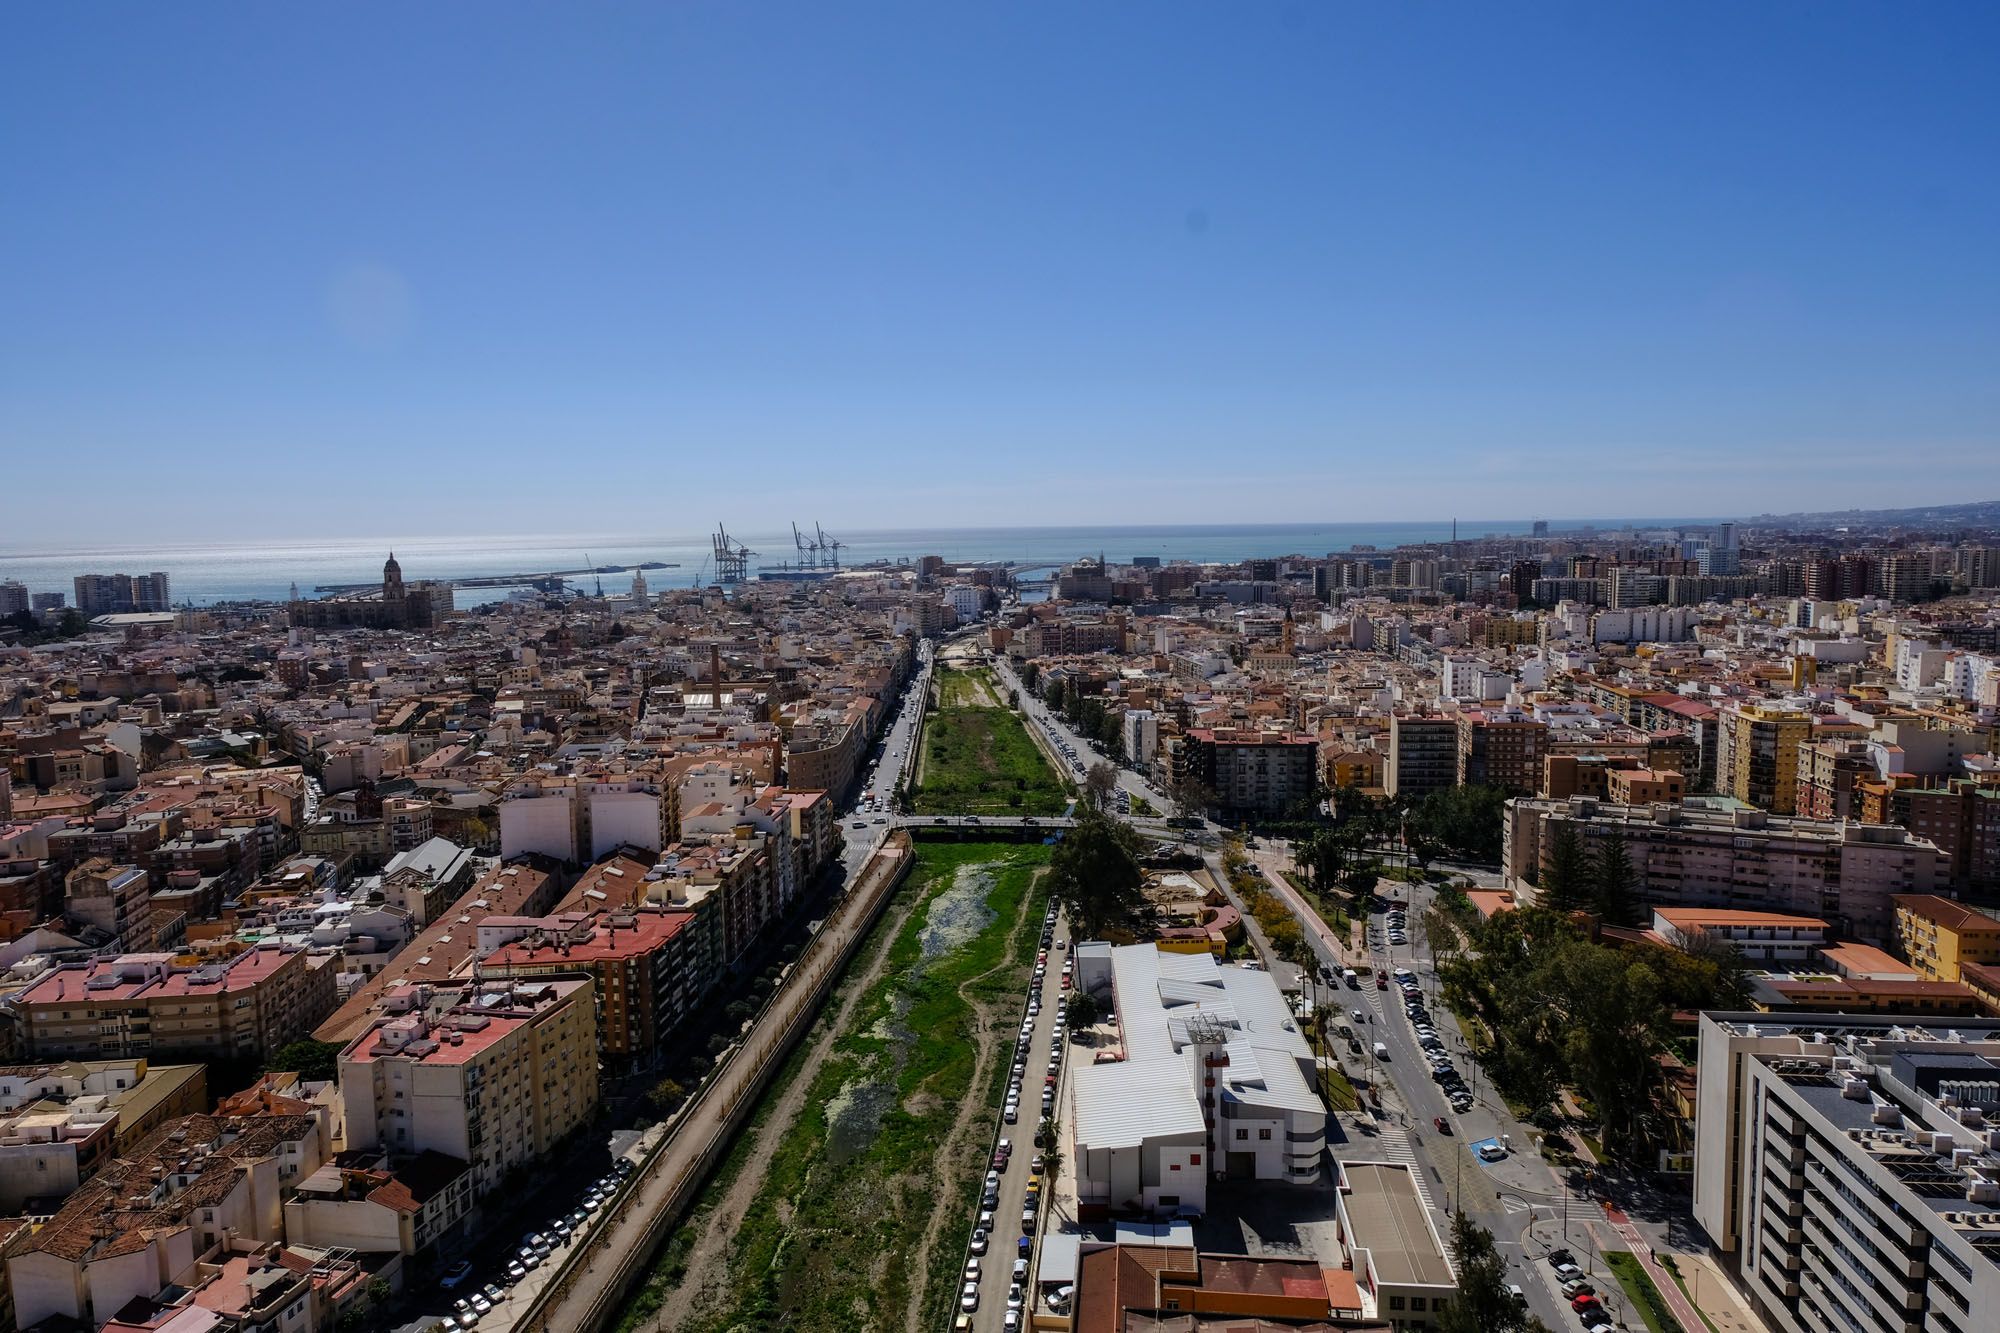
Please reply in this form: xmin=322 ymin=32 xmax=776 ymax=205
xmin=4 ymin=2 xmax=1998 ymax=541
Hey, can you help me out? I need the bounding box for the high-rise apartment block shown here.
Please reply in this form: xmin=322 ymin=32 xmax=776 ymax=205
xmin=1717 ymin=702 xmax=1813 ymax=815
xmin=1178 ymin=728 xmax=1317 ymax=815
xmin=1456 ymin=708 xmax=1547 ymax=794
xmin=71 ymin=571 xmax=170 ymax=616
xmin=1693 ymin=1013 xmax=2000 ymax=1333
xmin=1387 ymin=715 xmax=1460 ymax=800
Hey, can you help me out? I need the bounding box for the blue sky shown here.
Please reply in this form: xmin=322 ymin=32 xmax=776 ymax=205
xmin=4 ymin=2 xmax=1998 ymax=539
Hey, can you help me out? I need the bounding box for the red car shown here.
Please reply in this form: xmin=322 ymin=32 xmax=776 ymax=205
xmin=1375 ymin=974 xmax=1388 ymax=990
xmin=1432 ymin=1116 xmax=1451 ymax=1135
xmin=1571 ymin=1294 xmax=1603 ymax=1313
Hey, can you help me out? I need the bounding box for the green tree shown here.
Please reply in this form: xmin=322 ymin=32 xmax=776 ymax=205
xmin=1539 ymin=823 xmax=1590 ymax=914
xmin=1340 ymin=855 xmax=1381 ymax=914
xmin=645 ymin=1078 xmax=687 ymax=1117
xmin=1064 ymin=991 xmax=1100 ymax=1027
xmin=1434 ymin=1212 xmax=1552 ymax=1333
xmin=1412 ymin=784 xmax=1508 ymax=862
xmin=268 ymin=1039 xmax=343 ymax=1082
xmin=1084 ymin=761 xmax=1120 ymax=810
xmin=1169 ymin=774 xmax=1217 ymax=823
xmin=1045 ymin=810 xmax=1145 ymax=939
xmin=1591 ymin=828 xmax=1641 ymax=926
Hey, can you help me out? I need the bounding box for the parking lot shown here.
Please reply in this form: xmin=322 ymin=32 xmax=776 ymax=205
xmin=954 ymin=902 xmax=1072 ymax=1332
xmin=423 ymin=1151 xmax=642 ymax=1331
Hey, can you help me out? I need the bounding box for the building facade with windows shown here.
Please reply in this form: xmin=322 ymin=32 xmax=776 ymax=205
xmin=1693 ymin=1014 xmax=2000 ymax=1333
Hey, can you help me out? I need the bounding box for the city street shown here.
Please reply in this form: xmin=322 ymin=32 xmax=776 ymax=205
xmin=963 ymin=907 xmax=1072 ymax=1332
xmin=840 ymin=639 xmax=933 ymax=872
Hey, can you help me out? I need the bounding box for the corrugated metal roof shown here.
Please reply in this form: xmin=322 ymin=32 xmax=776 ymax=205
xmin=1071 ymin=1055 xmax=1205 ymax=1150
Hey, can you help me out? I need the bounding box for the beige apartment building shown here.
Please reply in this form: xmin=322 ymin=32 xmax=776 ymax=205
xmin=338 ymin=976 xmax=598 ymax=1201
xmin=11 ymin=945 xmax=339 ymax=1062
xmin=1715 ymin=702 xmax=1812 ymax=814
xmin=1504 ymin=796 xmax=1947 ymax=943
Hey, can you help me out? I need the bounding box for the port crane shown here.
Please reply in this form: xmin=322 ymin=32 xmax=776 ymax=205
xmin=783 ymin=522 xmax=845 ymax=572
xmin=711 ymin=526 xmax=754 ymax=584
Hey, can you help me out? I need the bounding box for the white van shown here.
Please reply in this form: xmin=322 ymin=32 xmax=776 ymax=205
xmin=1373 ymin=1042 xmax=1389 ymax=1059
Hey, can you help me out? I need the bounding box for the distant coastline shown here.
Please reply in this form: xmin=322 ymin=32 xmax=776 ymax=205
xmin=0 ymin=519 xmax=1722 ymax=607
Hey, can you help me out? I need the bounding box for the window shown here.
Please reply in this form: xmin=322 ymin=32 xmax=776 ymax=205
xmin=1235 ymin=1128 xmax=1248 ymax=1140
xmin=1258 ymin=1128 xmax=1272 ymax=1141
xmin=1389 ymin=1296 xmax=1405 ymax=1310
xmin=1189 ymin=1154 xmax=1200 ymax=1166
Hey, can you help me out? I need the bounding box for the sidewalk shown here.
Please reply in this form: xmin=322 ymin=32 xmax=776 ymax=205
xmin=1669 ymin=1251 xmax=1769 ymax=1333
xmin=1605 ymin=1203 xmax=1706 ymax=1333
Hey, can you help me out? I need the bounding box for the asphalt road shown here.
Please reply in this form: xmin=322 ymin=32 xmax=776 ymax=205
xmin=964 ymin=907 xmax=1072 ymax=1331
xmin=840 ymin=640 xmax=933 ymax=873
xmin=1358 ymin=874 xmax=1636 ymax=1331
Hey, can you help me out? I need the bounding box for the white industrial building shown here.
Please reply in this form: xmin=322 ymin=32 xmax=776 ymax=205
xmin=1068 ymin=944 xmax=1325 ymax=1219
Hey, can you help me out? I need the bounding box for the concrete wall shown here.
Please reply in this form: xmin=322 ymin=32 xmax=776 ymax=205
xmin=590 ymin=790 xmax=663 ymax=859
xmin=284 ymin=1197 xmax=413 ymax=1254
xmin=501 ymin=795 xmax=579 ymax=863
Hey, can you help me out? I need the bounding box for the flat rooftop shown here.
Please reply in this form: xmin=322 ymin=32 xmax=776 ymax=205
xmin=1339 ymin=1161 xmax=1453 ymax=1289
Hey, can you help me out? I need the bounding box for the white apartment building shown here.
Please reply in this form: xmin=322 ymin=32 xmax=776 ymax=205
xmin=945 ymin=584 xmax=987 ymax=620
xmin=587 ymin=775 xmax=670 ymax=858
xmin=1693 ymin=1013 xmax=2000 ymax=1333
xmin=498 ymin=774 xmax=582 ymax=862
xmin=1122 ymin=709 xmax=1159 ymax=775
xmin=1068 ymin=944 xmax=1325 ymax=1219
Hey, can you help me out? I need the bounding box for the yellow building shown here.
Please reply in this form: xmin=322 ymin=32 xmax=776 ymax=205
xmin=1892 ymin=894 xmax=2000 ymax=981
xmin=1717 ymin=703 xmax=1812 ymax=815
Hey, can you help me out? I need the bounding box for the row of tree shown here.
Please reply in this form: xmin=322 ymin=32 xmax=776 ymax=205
xmin=1536 ymin=824 xmax=1644 ymax=924
xmin=1042 ymin=678 xmax=1125 ymax=759
xmin=1432 ymin=904 xmax=1748 ymax=1161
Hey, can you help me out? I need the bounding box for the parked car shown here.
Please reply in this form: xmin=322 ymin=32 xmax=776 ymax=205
xmin=441 ymin=1261 xmax=474 ymax=1290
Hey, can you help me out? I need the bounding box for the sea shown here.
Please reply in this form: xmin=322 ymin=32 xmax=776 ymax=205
xmin=0 ymin=519 xmax=1715 ymax=608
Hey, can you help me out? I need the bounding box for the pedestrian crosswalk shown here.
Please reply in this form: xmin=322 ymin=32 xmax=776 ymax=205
xmin=1374 ymin=1127 xmax=1450 ymax=1240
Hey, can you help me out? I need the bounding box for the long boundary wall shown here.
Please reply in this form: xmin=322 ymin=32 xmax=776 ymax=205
xmin=508 ymin=830 xmax=918 ymax=1333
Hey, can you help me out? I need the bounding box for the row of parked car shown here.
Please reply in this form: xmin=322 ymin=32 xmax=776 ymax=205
xmin=1393 ymin=966 xmax=1476 ymax=1120
xmin=434 ymin=1157 xmax=636 ymax=1328
xmin=1544 ymin=1247 xmax=1617 ymax=1331
xmin=961 ymin=902 xmax=1066 ymax=1331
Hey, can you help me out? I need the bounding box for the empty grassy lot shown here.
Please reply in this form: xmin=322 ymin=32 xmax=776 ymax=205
xmin=913 ymin=668 xmax=1067 ymax=816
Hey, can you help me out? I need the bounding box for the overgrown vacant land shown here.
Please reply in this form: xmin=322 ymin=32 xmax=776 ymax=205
xmin=624 ymin=842 xmax=1050 ymax=1333
xmin=913 ymin=667 xmax=1068 ymax=815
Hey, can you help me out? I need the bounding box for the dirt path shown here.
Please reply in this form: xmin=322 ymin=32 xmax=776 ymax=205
xmin=901 ymin=867 xmax=1041 ymax=1333
xmin=649 ymin=885 xmax=921 ymax=1333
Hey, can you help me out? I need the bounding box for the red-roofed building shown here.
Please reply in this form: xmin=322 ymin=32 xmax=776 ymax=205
xmin=13 ymin=945 xmax=338 ymax=1063
xmin=479 ymin=907 xmax=705 ymax=1063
